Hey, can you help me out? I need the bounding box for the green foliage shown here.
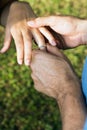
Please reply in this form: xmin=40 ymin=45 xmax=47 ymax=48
xmin=0 ymin=0 xmax=87 ymax=129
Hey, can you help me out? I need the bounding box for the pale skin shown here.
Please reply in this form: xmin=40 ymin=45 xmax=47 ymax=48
xmin=31 ymin=45 xmax=87 ymax=130
xmin=28 ymin=15 xmax=87 ymax=49
xmin=1 ymin=2 xmax=87 ymax=65
xmin=0 ymin=1 xmax=56 ymax=65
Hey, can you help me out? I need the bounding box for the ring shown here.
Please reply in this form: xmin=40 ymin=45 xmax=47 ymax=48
xmin=39 ymin=45 xmax=47 ymax=50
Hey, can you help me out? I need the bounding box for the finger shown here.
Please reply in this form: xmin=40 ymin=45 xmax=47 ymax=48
xmin=27 ymin=16 xmax=55 ymax=27
xmin=28 ymin=16 xmax=75 ymax=35
xmin=47 ymin=44 xmax=64 ymax=58
xmin=47 ymin=44 xmax=72 ymax=66
xmin=13 ymin=32 xmax=24 ymax=65
xmin=31 ymin=28 xmax=46 ymax=50
xmin=39 ymin=27 xmax=56 ymax=46
xmin=22 ymin=29 xmax=32 ymax=66
xmin=0 ymin=27 xmax=12 ymax=53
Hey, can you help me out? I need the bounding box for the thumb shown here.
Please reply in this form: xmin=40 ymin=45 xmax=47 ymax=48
xmin=47 ymin=44 xmax=64 ymax=58
xmin=47 ymin=44 xmax=74 ymax=71
xmin=0 ymin=27 xmax=12 ymax=53
xmin=27 ymin=16 xmax=54 ymax=28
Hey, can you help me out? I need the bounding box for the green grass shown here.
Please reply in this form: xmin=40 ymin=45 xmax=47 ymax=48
xmin=0 ymin=0 xmax=87 ymax=129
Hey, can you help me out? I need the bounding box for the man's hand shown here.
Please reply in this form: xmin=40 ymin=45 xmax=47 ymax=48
xmin=28 ymin=16 xmax=87 ymax=49
xmin=31 ymin=44 xmax=80 ymax=98
xmin=0 ymin=2 xmax=55 ymax=65
xmin=30 ymin=45 xmax=86 ymax=130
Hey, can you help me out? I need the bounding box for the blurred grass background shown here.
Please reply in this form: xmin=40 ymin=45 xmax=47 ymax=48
xmin=0 ymin=0 xmax=87 ymax=130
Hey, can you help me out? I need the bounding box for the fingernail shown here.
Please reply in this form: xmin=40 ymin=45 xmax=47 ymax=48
xmin=18 ymin=60 xmax=23 ymax=65
xmin=25 ymin=60 xmax=30 ymax=66
xmin=50 ymin=41 xmax=57 ymax=46
xmin=27 ymin=21 xmax=35 ymax=26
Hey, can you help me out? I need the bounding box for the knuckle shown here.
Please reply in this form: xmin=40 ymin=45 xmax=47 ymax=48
xmin=11 ymin=26 xmax=21 ymax=37
xmin=36 ymin=17 xmax=41 ymax=22
xmin=26 ymin=52 xmax=31 ymax=56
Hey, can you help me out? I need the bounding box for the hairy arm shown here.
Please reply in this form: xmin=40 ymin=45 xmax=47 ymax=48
xmin=56 ymin=82 xmax=86 ymax=130
xmin=31 ymin=45 xmax=86 ymax=130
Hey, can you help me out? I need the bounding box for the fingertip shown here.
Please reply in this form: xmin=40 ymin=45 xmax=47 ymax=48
xmin=50 ymin=40 xmax=57 ymax=46
xmin=18 ymin=59 xmax=23 ymax=65
xmin=0 ymin=47 xmax=7 ymax=53
xmin=0 ymin=50 xmax=4 ymax=54
xmin=24 ymin=54 xmax=32 ymax=66
xmin=25 ymin=60 xmax=31 ymax=66
xmin=0 ymin=39 xmax=11 ymax=53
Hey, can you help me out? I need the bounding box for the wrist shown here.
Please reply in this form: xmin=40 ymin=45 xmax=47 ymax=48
xmin=6 ymin=1 xmax=36 ymax=26
xmin=0 ymin=0 xmax=17 ymax=26
xmin=56 ymin=81 xmax=86 ymax=130
xmin=9 ymin=1 xmax=36 ymax=18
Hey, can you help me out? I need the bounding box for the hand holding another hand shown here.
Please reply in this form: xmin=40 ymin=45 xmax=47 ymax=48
xmin=31 ymin=45 xmax=86 ymax=130
xmin=28 ymin=16 xmax=87 ymax=49
xmin=31 ymin=44 xmax=80 ymax=99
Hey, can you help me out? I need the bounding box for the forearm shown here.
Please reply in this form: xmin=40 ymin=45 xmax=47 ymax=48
xmin=0 ymin=0 xmax=18 ymax=26
xmin=56 ymin=83 xmax=86 ymax=130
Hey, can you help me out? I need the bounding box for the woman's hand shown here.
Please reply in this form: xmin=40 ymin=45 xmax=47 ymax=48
xmin=0 ymin=2 xmax=56 ymax=65
xmin=28 ymin=16 xmax=87 ymax=49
